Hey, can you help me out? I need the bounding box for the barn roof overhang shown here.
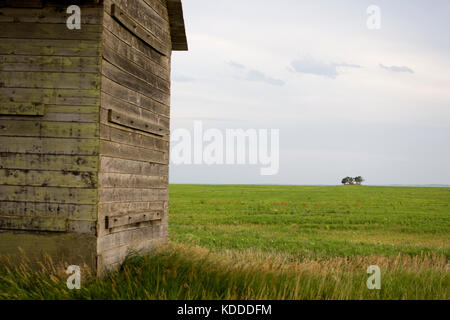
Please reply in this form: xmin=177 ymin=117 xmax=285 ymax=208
xmin=167 ymin=0 xmax=188 ymax=51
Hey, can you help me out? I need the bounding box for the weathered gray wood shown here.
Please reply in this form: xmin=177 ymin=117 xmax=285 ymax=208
xmin=110 ymin=3 xmax=170 ymax=56
xmin=105 ymin=211 xmax=162 ymax=229
xmin=0 ymin=120 xmax=98 ymax=138
xmin=0 ymin=22 xmax=102 ymax=40
xmin=0 ymin=38 xmax=100 ymax=57
xmin=107 ymin=109 xmax=168 ymax=137
xmin=101 ymin=77 xmax=169 ymax=116
xmin=0 ymin=0 xmax=187 ymax=274
xmin=0 ymin=137 xmax=99 ymax=155
xmin=0 ymin=185 xmax=97 ymax=204
xmin=0 ymin=102 xmax=44 ymax=115
xmin=99 ymin=156 xmax=168 ymax=176
xmin=0 ymin=153 xmax=98 ymax=172
xmin=0 ymin=201 xmax=96 ymax=220
xmin=0 ymin=55 xmax=100 ymax=73
xmin=99 ymin=187 xmax=168 ymax=203
xmin=102 ymin=60 xmax=169 ymax=106
xmin=99 ymin=140 xmax=167 ymax=164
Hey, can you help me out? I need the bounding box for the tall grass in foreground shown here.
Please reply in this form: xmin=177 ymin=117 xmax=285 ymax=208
xmin=1 ymin=243 xmax=448 ymax=300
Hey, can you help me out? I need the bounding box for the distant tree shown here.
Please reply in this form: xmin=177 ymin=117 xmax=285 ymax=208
xmin=341 ymin=176 xmax=354 ymax=185
xmin=354 ymin=176 xmax=364 ymax=185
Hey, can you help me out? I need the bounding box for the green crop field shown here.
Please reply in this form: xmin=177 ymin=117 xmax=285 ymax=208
xmin=1 ymin=185 xmax=449 ymax=299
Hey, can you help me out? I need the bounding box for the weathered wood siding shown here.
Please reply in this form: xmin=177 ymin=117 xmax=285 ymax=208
xmin=0 ymin=0 xmax=103 ymax=254
xmin=98 ymin=0 xmax=171 ymax=270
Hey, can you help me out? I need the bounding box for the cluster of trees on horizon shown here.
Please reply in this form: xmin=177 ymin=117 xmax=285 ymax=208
xmin=341 ymin=176 xmax=364 ymax=185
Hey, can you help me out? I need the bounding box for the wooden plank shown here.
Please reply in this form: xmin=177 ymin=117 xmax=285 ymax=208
xmin=99 ymin=187 xmax=168 ymax=203
xmin=0 ymin=201 xmax=96 ymax=220
xmin=102 ymin=13 xmax=170 ymax=69
xmin=105 ymin=211 xmax=162 ymax=229
xmin=102 ymin=28 xmax=169 ymax=80
xmin=0 ymin=102 xmax=44 ymax=115
xmin=0 ymin=6 xmax=102 ymax=24
xmin=104 ymin=0 xmax=170 ymax=40
xmin=0 ymin=216 xmax=67 ymax=232
xmin=102 ymin=60 xmax=169 ymax=106
xmin=110 ymin=3 xmax=170 ymax=56
xmin=0 ymin=153 xmax=98 ymax=172
xmin=98 ymin=237 xmax=161 ymax=268
xmin=0 ymin=0 xmax=44 ymax=8
xmin=0 ymin=137 xmax=98 ymax=155
xmin=102 ymin=92 xmax=166 ymax=126
xmin=0 ymin=169 xmax=97 ymax=188
xmin=99 ymin=172 xmax=167 ymax=189
xmin=0 ymin=55 xmax=100 ymax=73
xmin=98 ymin=200 xmax=165 ymax=216
xmin=101 ymin=77 xmax=169 ymax=116
xmin=0 ymin=71 xmax=100 ymax=90
xmin=0 ymin=120 xmax=98 ymax=138
xmin=0 ymin=38 xmax=100 ymax=57
xmin=142 ymin=0 xmax=169 ymax=22
xmin=0 ymin=88 xmax=100 ymax=106
xmin=99 ymin=140 xmax=167 ymax=164
xmin=66 ymin=220 xmax=96 ymax=234
xmin=0 ymin=232 xmax=97 ymax=271
xmin=102 ymin=43 xmax=170 ymax=92
xmin=98 ymin=224 xmax=162 ymax=253
xmin=99 ymin=156 xmax=168 ymax=176
xmin=0 ymin=185 xmax=97 ymax=204
xmin=108 ymin=109 xmax=168 ymax=137
xmin=0 ymin=23 xmax=102 ymax=40
xmin=0 ymin=216 xmax=96 ymax=234
xmin=101 ymin=122 xmax=169 ymax=152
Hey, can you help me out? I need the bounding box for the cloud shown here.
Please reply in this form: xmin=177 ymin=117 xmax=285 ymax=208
xmin=173 ymin=75 xmax=196 ymax=82
xmin=227 ymin=60 xmax=245 ymax=69
xmin=379 ymin=64 xmax=414 ymax=73
xmin=246 ymin=69 xmax=285 ymax=86
xmin=290 ymin=58 xmax=362 ymax=79
xmin=227 ymin=61 xmax=285 ymax=86
xmin=335 ymin=62 xmax=362 ymax=69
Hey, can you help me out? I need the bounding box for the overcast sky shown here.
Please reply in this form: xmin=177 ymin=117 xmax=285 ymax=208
xmin=169 ymin=0 xmax=450 ymax=185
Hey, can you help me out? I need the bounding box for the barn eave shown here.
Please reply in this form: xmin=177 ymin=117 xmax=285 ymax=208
xmin=167 ymin=0 xmax=188 ymax=51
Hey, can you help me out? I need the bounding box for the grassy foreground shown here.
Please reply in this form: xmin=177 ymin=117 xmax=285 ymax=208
xmin=0 ymin=185 xmax=449 ymax=299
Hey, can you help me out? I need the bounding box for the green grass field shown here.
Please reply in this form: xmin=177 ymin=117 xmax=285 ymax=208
xmin=1 ymin=185 xmax=449 ymax=299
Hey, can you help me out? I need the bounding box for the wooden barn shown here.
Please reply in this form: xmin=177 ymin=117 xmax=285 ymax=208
xmin=0 ymin=0 xmax=188 ymax=272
